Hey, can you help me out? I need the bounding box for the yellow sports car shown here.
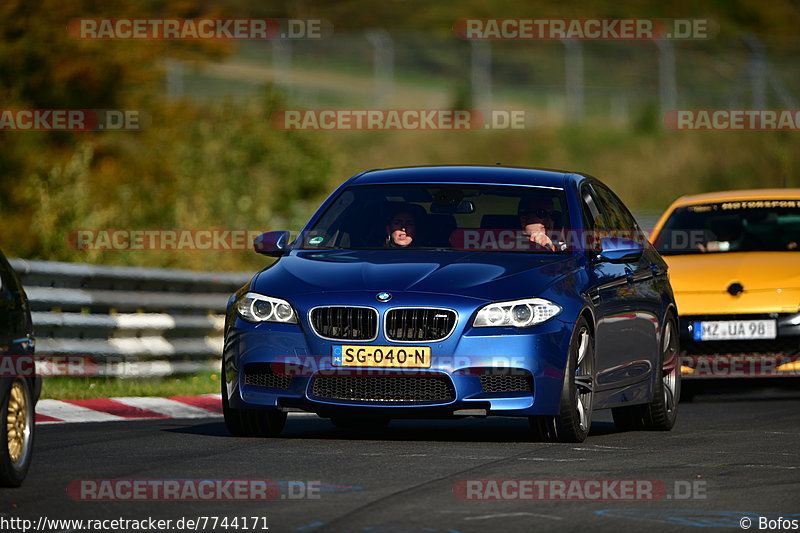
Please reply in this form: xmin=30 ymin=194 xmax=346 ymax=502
xmin=650 ymin=189 xmax=800 ymax=379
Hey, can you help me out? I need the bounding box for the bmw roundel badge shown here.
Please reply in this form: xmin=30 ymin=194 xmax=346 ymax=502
xmin=376 ymin=292 xmax=392 ymax=302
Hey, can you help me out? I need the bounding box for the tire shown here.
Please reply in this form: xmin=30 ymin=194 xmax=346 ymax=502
xmin=529 ymin=316 xmax=595 ymax=443
xmin=221 ymin=362 xmax=286 ymax=438
xmin=330 ymin=416 xmax=390 ymax=430
xmin=612 ymin=314 xmax=681 ymax=431
xmin=0 ymin=378 xmax=34 ymax=487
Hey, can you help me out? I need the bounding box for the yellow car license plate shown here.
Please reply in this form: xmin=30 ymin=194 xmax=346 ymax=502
xmin=332 ymin=345 xmax=431 ymax=368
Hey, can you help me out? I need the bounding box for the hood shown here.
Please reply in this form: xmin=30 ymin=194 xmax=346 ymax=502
xmin=664 ymin=252 xmax=800 ymax=292
xmin=663 ymin=252 xmax=800 ymax=315
xmin=251 ymin=250 xmax=579 ymax=302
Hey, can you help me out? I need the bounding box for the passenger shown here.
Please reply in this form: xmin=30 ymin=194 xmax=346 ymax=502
xmin=385 ymin=209 xmax=417 ymax=247
xmin=518 ymin=196 xmax=561 ymax=251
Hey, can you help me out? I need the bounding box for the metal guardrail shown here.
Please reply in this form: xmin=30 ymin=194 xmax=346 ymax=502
xmin=9 ymin=259 xmax=252 ymax=376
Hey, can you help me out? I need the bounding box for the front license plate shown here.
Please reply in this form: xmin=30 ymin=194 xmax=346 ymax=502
xmin=332 ymin=345 xmax=431 ymax=368
xmin=693 ymin=319 xmax=777 ymax=341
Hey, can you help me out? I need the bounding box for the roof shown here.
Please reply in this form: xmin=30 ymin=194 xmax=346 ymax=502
xmin=670 ymin=188 xmax=800 ymax=206
xmin=350 ymin=165 xmax=574 ymax=189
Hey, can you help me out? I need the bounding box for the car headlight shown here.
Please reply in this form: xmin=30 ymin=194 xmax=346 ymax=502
xmin=235 ymin=292 xmax=297 ymax=324
xmin=473 ymin=298 xmax=561 ymax=328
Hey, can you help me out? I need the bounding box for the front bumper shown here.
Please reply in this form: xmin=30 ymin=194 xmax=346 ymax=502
xmin=679 ymin=312 xmax=800 ymax=378
xmin=223 ymin=316 xmax=574 ymax=417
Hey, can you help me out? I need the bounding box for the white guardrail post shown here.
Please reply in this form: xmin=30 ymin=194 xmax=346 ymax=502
xmin=9 ymin=259 xmax=252 ymax=378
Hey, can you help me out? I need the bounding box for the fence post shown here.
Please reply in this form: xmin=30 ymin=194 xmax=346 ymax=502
xmin=365 ymin=29 xmax=395 ymax=107
xmin=165 ymin=59 xmax=184 ymax=97
xmin=743 ymin=35 xmax=767 ymax=109
xmin=470 ymin=40 xmax=492 ymax=109
xmin=272 ymin=40 xmax=293 ymax=92
xmin=656 ymin=39 xmax=677 ymax=121
xmin=561 ymin=40 xmax=584 ymax=124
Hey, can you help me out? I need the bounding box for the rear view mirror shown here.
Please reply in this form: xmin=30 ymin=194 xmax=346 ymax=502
xmin=430 ymin=200 xmax=475 ymax=214
xmin=254 ymin=231 xmax=291 ymax=256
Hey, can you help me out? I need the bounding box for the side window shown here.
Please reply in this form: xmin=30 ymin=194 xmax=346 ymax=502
xmin=605 ymin=186 xmax=639 ymax=231
xmin=592 ymin=183 xmax=637 ymax=234
xmin=580 ymin=185 xmax=603 ymax=231
xmin=591 ymin=185 xmax=622 ymax=232
xmin=580 ymin=185 xmax=605 ymax=252
xmin=591 ymin=183 xmax=650 ymax=250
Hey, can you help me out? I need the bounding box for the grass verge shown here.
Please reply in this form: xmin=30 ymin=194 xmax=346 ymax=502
xmin=40 ymin=370 xmax=221 ymax=400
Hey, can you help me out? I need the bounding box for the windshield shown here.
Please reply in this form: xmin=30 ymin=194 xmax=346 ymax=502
xmin=654 ymin=200 xmax=800 ymax=255
xmin=299 ymin=184 xmax=571 ymax=253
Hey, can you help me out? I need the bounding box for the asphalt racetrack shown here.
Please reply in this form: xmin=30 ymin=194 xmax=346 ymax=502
xmin=4 ymin=381 xmax=799 ymax=533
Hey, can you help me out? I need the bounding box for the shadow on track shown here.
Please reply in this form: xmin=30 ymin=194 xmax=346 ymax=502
xmin=163 ymin=416 xmax=623 ymax=442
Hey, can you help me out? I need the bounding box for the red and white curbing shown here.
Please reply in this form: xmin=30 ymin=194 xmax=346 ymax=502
xmin=36 ymin=394 xmax=318 ymax=424
xmin=35 ymin=394 xmax=225 ymax=424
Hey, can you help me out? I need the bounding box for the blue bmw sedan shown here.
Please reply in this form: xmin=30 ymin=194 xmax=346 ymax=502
xmin=222 ymin=165 xmax=680 ymax=442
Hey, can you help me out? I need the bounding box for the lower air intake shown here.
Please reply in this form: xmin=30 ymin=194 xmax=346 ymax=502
xmin=311 ymin=375 xmax=455 ymax=403
xmin=478 ymin=372 xmax=532 ymax=394
xmin=244 ymin=364 xmax=292 ymax=390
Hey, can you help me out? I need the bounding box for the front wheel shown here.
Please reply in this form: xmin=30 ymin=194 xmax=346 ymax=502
xmin=612 ymin=314 xmax=680 ymax=431
xmin=530 ymin=316 xmax=595 ymax=443
xmin=0 ymin=378 xmax=35 ymax=487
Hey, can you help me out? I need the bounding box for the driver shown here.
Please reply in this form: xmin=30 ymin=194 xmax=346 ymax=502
xmin=385 ymin=209 xmax=417 ymax=247
xmin=518 ymin=196 xmax=564 ymax=251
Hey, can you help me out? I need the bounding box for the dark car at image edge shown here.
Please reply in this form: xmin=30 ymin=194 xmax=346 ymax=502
xmin=0 ymin=249 xmax=39 ymax=487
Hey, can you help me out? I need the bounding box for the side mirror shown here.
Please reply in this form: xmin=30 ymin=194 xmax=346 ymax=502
xmin=254 ymin=231 xmax=291 ymax=257
xmin=598 ymin=237 xmax=644 ymax=263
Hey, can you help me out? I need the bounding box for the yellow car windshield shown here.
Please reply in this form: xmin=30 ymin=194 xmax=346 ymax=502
xmin=655 ymin=200 xmax=800 ymax=255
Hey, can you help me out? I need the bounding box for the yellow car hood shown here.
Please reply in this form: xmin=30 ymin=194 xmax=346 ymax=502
xmin=664 ymin=252 xmax=800 ymax=315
